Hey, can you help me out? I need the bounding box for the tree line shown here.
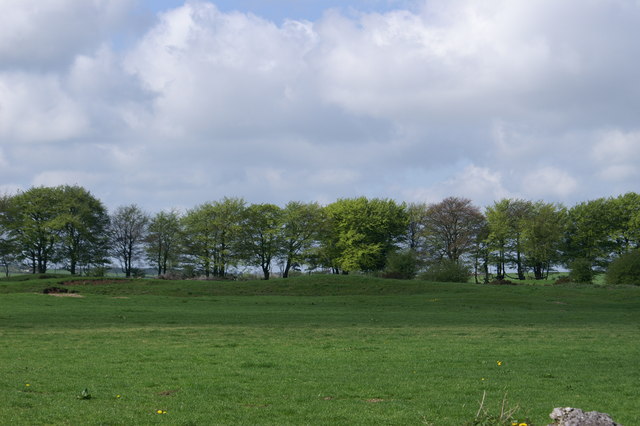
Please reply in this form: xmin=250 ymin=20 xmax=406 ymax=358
xmin=0 ymin=185 xmax=638 ymax=282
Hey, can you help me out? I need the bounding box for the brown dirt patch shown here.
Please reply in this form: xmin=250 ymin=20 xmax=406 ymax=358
xmin=47 ymin=293 xmax=84 ymax=298
xmin=62 ymin=280 xmax=130 ymax=286
xmin=366 ymin=398 xmax=385 ymax=403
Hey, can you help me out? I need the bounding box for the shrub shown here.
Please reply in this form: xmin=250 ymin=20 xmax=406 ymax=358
xmin=419 ymin=259 xmax=470 ymax=283
xmin=569 ymin=258 xmax=593 ymax=284
xmin=606 ymin=250 xmax=640 ymax=285
xmin=382 ymin=250 xmax=418 ymax=279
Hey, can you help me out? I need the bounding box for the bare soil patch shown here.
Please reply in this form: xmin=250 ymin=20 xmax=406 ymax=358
xmin=62 ymin=280 xmax=130 ymax=286
xmin=48 ymin=293 xmax=84 ymax=298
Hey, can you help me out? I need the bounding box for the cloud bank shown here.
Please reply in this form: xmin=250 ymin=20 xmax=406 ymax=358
xmin=1 ymin=0 xmax=639 ymax=211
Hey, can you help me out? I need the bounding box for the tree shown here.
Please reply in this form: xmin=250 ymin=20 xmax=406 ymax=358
xmin=56 ymin=186 xmax=110 ymax=275
xmin=181 ymin=198 xmax=245 ymax=278
xmin=565 ymin=198 xmax=617 ymax=270
xmin=406 ymin=202 xmax=429 ymax=252
xmin=485 ymin=199 xmax=533 ymax=280
xmin=109 ymin=205 xmax=149 ymax=278
xmin=521 ymin=201 xmax=567 ymax=279
xmin=322 ymin=197 xmax=407 ymax=273
xmin=279 ymin=201 xmax=325 ymax=278
xmin=609 ymin=192 xmax=640 ymax=255
xmin=0 ymin=193 xmax=17 ymax=276
xmin=146 ymin=210 xmax=182 ymax=276
xmin=240 ymin=203 xmax=283 ymax=280
xmin=6 ymin=187 xmax=64 ymax=273
xmin=423 ymin=197 xmax=484 ymax=263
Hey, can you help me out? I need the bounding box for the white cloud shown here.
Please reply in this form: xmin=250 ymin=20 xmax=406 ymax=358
xmin=0 ymin=0 xmax=133 ymax=69
xmin=522 ymin=167 xmax=578 ymax=199
xmin=0 ymin=73 xmax=89 ymax=143
xmin=401 ymin=164 xmax=512 ymax=207
xmin=592 ymin=130 xmax=640 ymax=181
xmin=2 ymin=0 xmax=640 ymax=210
xmin=32 ymin=170 xmax=103 ymax=188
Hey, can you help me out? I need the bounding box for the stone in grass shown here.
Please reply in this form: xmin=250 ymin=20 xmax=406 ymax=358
xmin=548 ymin=407 xmax=620 ymax=426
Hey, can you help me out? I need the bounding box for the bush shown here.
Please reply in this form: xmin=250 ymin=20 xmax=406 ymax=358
xmin=606 ymin=250 xmax=640 ymax=285
xmin=381 ymin=250 xmax=418 ymax=279
xmin=569 ymin=258 xmax=593 ymax=284
xmin=419 ymin=259 xmax=470 ymax=283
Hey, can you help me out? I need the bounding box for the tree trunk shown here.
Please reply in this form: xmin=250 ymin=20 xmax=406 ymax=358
xmin=283 ymin=257 xmax=292 ymax=278
xmin=516 ymin=250 xmax=525 ymax=280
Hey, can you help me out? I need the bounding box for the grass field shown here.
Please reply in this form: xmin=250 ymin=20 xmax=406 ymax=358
xmin=0 ymin=275 xmax=638 ymax=425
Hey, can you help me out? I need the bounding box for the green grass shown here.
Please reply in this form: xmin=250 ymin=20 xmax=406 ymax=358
xmin=1 ymin=275 xmax=638 ymax=425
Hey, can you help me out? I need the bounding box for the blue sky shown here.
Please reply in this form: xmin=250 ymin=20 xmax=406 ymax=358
xmin=1 ymin=0 xmax=640 ymax=212
xmin=141 ymin=0 xmax=417 ymax=22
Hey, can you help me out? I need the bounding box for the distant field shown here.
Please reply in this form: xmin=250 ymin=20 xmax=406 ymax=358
xmin=0 ymin=275 xmax=638 ymax=425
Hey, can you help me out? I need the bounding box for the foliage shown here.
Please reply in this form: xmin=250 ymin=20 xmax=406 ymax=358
xmin=521 ymin=201 xmax=567 ymax=280
xmin=5 ymin=187 xmax=64 ymax=273
xmin=606 ymin=250 xmax=640 ymax=285
xmin=56 ymin=185 xmax=110 ymax=275
xmin=279 ymin=201 xmax=325 ymax=278
xmin=181 ymin=197 xmax=245 ymax=278
xmin=420 ymin=259 xmax=470 ymax=283
xmin=109 ymin=204 xmax=149 ymax=278
xmin=0 ymin=193 xmax=17 ymax=277
xmin=424 ymin=197 xmax=484 ymax=263
xmin=381 ymin=249 xmax=418 ymax=279
xmin=569 ymin=258 xmax=594 ymax=284
xmin=565 ymin=198 xmax=617 ymax=269
xmin=323 ymin=197 xmax=408 ymax=273
xmin=239 ymin=203 xmax=283 ymax=280
xmin=146 ymin=209 xmax=183 ymax=276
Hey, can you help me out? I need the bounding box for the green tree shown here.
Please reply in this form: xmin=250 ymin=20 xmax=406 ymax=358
xmin=323 ymin=197 xmax=407 ymax=273
xmin=146 ymin=210 xmax=183 ymax=276
xmin=109 ymin=205 xmax=149 ymax=278
xmin=609 ymin=192 xmax=640 ymax=255
xmin=56 ymin=186 xmax=110 ymax=275
xmin=6 ymin=187 xmax=64 ymax=273
xmin=485 ymin=199 xmax=533 ymax=280
xmin=565 ymin=198 xmax=617 ymax=270
xmin=0 ymin=193 xmax=17 ymax=276
xmin=240 ymin=203 xmax=283 ymax=280
xmin=181 ymin=198 xmax=245 ymax=278
xmin=521 ymin=201 xmax=567 ymax=279
xmin=606 ymin=250 xmax=640 ymax=285
xmin=279 ymin=201 xmax=324 ymax=278
xmin=406 ymin=202 xmax=429 ymax=252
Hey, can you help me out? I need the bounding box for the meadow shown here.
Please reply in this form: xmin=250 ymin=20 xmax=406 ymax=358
xmin=0 ymin=275 xmax=638 ymax=425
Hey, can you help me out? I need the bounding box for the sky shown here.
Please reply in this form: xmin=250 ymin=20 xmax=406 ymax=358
xmin=1 ymin=0 xmax=639 ymax=213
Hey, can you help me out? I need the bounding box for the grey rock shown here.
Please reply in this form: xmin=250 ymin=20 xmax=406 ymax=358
xmin=548 ymin=407 xmax=620 ymax=426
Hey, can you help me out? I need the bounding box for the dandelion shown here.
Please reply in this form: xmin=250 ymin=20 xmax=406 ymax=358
xmin=519 ymin=423 xmax=527 ymax=426
xmin=25 ymin=384 xmax=30 ymax=387
xmin=497 ymin=361 xmax=503 ymax=366
xmin=116 ymin=395 xmax=121 ymax=398
xmin=156 ymin=410 xmax=167 ymax=414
